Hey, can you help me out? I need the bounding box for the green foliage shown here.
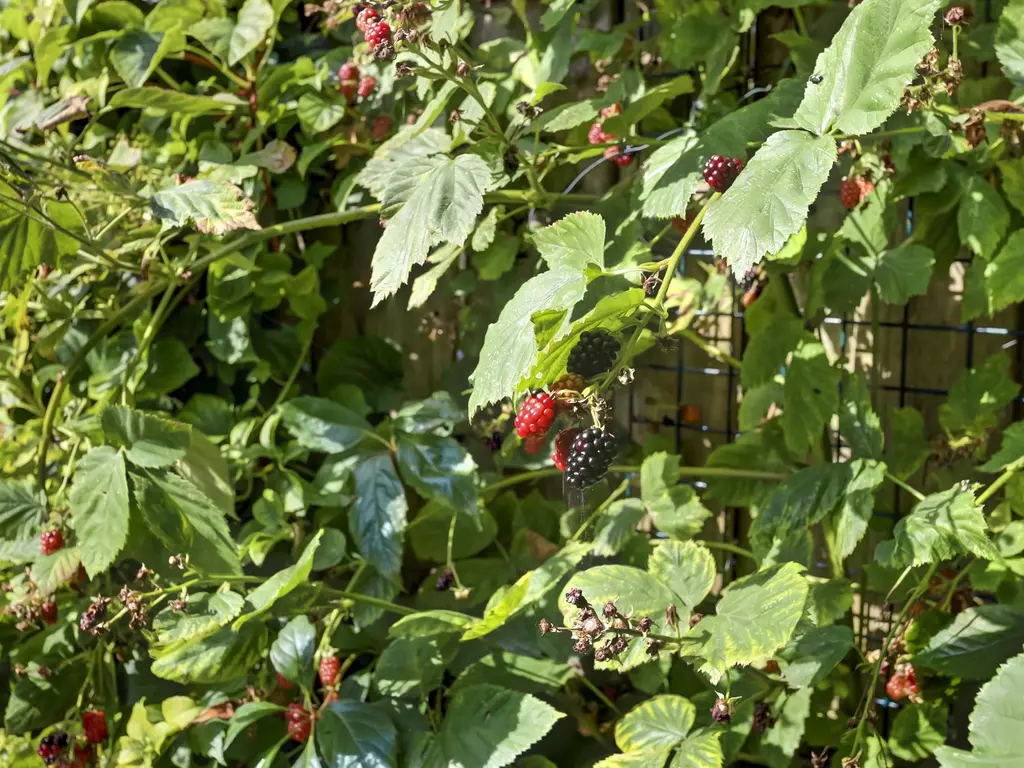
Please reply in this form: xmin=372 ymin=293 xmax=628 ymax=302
xmin=0 ymin=0 xmax=1019 ymax=764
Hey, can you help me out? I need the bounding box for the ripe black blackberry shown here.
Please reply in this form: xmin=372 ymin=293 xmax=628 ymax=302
xmin=564 ymin=427 xmax=618 ymax=488
xmin=567 ymin=331 xmax=620 ymax=379
xmin=38 ymin=732 xmax=68 ymax=765
xmin=703 ymin=155 xmax=743 ymax=193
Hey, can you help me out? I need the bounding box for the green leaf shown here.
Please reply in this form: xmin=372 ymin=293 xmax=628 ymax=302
xmin=131 ymin=469 xmax=241 ymax=575
xmin=936 ymin=651 xmax=1024 ymax=767
xmin=939 ymin=355 xmax=1021 ymax=436
xmin=110 ymin=28 xmax=176 ymax=87
xmin=150 ymin=179 xmax=260 ymax=234
xmin=958 ymin=174 xmax=1009 ymax=260
xmin=640 ymin=79 xmax=804 ymax=219
xmin=838 ymin=374 xmax=884 ymax=460
xmin=30 ymin=547 xmax=82 ymax=596
xmin=538 ymin=99 xmax=601 ymax=132
xmin=887 ymin=407 xmax=930 ymax=479
xmin=641 ymin=452 xmax=712 ymax=538
xmin=234 ymin=530 xmax=322 ymax=629
xmin=790 ymin=0 xmax=942 ymax=136
xmin=602 ymin=74 xmax=694 ymax=135
xmin=777 ymin=625 xmax=853 ymax=689
xmin=669 ymin=730 xmax=724 ymax=768
xmin=390 ymin=610 xmax=477 ymax=639
xmin=369 ymin=154 xmax=493 ymax=305
xmin=0 ymin=479 xmax=46 ymax=539
xmin=229 ymin=0 xmax=273 ymax=64
xmin=296 ymin=92 xmax=347 ymax=134
xmin=615 ymin=695 xmax=695 ymax=753
xmin=279 ymin=396 xmax=376 ymax=453
xmin=648 ymin=540 xmax=715 ymax=610
xmin=407 ymin=502 xmax=496 ymax=562
xmin=351 ymin=453 xmax=408 ymax=576
xmin=884 ymin=485 xmax=998 ymax=567
xmin=703 ymin=130 xmax=837 ymax=276
xmin=592 ymin=499 xmax=646 ymax=557
xmin=915 ymin=605 xmax=1024 ymax=680
xmin=101 ymin=406 xmax=191 ymax=468
xmin=375 ymin=635 xmax=455 ymax=698
xmin=759 ymin=686 xmax=812 ymax=766
xmin=151 ymin=622 xmax=268 ymax=683
xmin=224 ymin=702 xmax=286 ymax=749
xmin=982 ymin=230 xmax=1024 ymax=314
xmin=152 ymin=591 xmax=245 ymax=649
xmin=889 ymin=702 xmax=948 ymax=762
xmin=832 ymin=459 xmax=887 ymax=560
xmin=270 ymin=615 xmax=315 ymax=685
xmin=441 ymin=684 xmax=563 ymax=768
xmin=69 ymin=445 xmax=130 ymax=578
xmin=463 ymin=541 xmax=590 ymax=641
xmin=688 ymin=562 xmax=808 ymax=684
xmin=873 ymin=243 xmax=935 ymax=304
xmin=317 ymin=700 xmax=397 ymax=766
xmin=468 ymin=268 xmax=589 ymax=415
xmin=531 ymin=212 xmax=605 ymax=271
xmin=108 ymin=87 xmax=242 ymax=114
xmin=996 ymin=2 xmax=1024 ymax=88
xmin=983 ymin=422 xmax=1024 ymax=472
xmin=0 ymin=198 xmax=80 ymax=291
xmin=741 ymin=317 xmax=804 ymax=390
xmin=4 ymin=663 xmax=87 ymax=733
xmin=782 ymin=340 xmax=839 ymax=457
xmin=396 ymin=434 xmax=478 ymax=512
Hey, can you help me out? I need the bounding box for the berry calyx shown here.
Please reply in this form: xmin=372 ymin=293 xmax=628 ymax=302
xmin=604 ymin=146 xmax=632 ymax=168
xmin=356 ymin=6 xmax=380 ymax=31
xmin=41 ymin=599 xmax=57 ymax=625
xmin=840 ymin=176 xmax=875 ymax=209
xmin=702 ymin=154 xmax=743 ymax=193
xmin=82 ymin=710 xmax=107 ymax=744
xmin=318 ymin=655 xmax=341 ymax=687
xmin=514 ymin=391 xmax=555 ymax=439
xmin=286 ymin=702 xmax=313 ymax=742
xmin=364 ymin=20 xmax=391 ymax=48
xmin=564 ymin=427 xmax=618 ymax=488
xmin=357 ymin=76 xmax=377 ymax=99
xmin=40 ymin=528 xmax=64 ymax=555
xmin=567 ymin=330 xmax=621 ymax=380
xmin=552 ymin=429 xmax=580 ymax=472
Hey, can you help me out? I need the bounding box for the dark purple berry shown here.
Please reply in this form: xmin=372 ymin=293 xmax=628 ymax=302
xmin=435 ymin=567 xmax=455 ymax=591
xmin=564 ymin=427 xmax=618 ymax=488
xmin=703 ymin=155 xmax=743 ymax=193
xmin=567 ymin=331 xmax=620 ymax=380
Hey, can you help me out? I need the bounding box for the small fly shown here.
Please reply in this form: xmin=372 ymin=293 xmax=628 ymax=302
xmin=810 ymin=73 xmax=824 ymax=84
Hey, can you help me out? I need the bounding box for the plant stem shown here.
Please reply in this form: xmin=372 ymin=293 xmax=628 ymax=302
xmin=570 ymin=479 xmax=629 ymax=542
xmin=654 ymin=200 xmax=713 ymax=306
xmin=978 ymin=466 xmax=1019 ymax=505
xmin=268 ymin=329 xmax=314 ymax=413
xmin=35 ymin=284 xmax=165 ymax=489
xmin=481 ymin=464 xmax=787 ymax=495
xmin=699 ymin=540 xmax=756 ymax=561
xmin=886 ymin=471 xmax=925 ymax=502
xmin=678 ymin=328 xmax=741 ymax=369
xmin=321 ymin=587 xmax=416 ymax=616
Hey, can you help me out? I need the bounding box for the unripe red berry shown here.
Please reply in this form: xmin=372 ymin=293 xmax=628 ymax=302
xmin=364 ymin=20 xmax=391 ymax=48
xmin=371 ymin=115 xmax=392 ymax=141
xmin=552 ymin=429 xmax=580 ymax=472
xmin=604 ymin=146 xmax=632 ymax=168
xmin=702 ymin=155 xmax=743 ymax=193
xmin=41 ymin=599 xmax=57 ymax=625
xmin=275 ymin=671 xmax=294 ymax=690
xmin=599 ymin=103 xmax=621 ymax=119
xmin=40 ymin=528 xmax=64 ymax=555
xmin=318 ymin=655 xmax=341 ymax=686
xmin=356 ymin=6 xmax=379 ymax=31
xmin=82 ymin=710 xmax=107 ymax=743
xmin=840 ymin=176 xmax=875 ymax=209
xmin=285 ymin=702 xmax=312 ymax=742
xmin=357 ymin=76 xmax=377 ymax=99
xmin=513 ymin=391 xmax=555 ymax=439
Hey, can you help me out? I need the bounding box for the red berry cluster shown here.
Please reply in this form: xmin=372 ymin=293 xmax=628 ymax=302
xmin=319 ymin=655 xmax=341 ymax=687
xmin=840 ymin=176 xmax=875 ymax=210
xmin=286 ymin=702 xmax=313 ymax=742
xmin=37 ymin=732 xmax=68 ymax=765
xmin=552 ymin=428 xmax=579 ymax=471
xmin=82 ymin=710 xmax=107 ymax=744
xmin=885 ymin=664 xmax=920 ymax=702
xmin=702 ymin=155 xmax=743 ymax=193
xmin=587 ymin=103 xmax=631 ymax=168
xmin=339 ymin=62 xmax=379 ymax=103
xmin=41 ymin=528 xmax=64 ymax=555
xmin=357 ymin=7 xmax=391 ymax=50
xmin=514 ymin=391 xmax=555 ymax=439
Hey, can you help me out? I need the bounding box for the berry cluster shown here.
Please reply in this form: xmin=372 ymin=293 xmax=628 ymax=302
xmin=567 ymin=330 xmax=620 ymax=380
xmin=286 ymin=702 xmax=313 ymax=742
xmin=703 ymin=155 xmax=743 ymax=193
xmin=40 ymin=528 xmax=64 ymax=555
xmin=356 ymin=6 xmax=392 ymax=56
xmin=318 ymin=655 xmax=341 ymax=687
xmin=82 ymin=710 xmax=107 ymax=744
xmin=564 ymin=427 xmax=617 ymax=488
xmin=37 ymin=732 xmax=68 ymax=765
xmin=541 ymin=590 xmax=659 ymax=661
xmin=514 ymin=391 xmax=555 ymax=440
xmin=885 ymin=663 xmax=920 ymax=702
xmin=840 ymin=176 xmax=875 ymax=210
xmin=338 ymin=62 xmax=378 ymax=103
xmin=587 ymin=104 xmax=632 ymax=168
